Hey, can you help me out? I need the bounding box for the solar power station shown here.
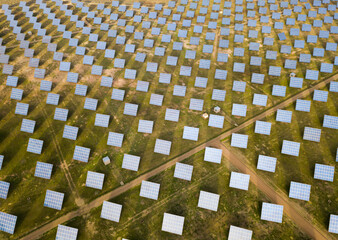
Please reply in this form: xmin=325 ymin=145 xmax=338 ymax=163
xmin=0 ymin=0 xmax=337 ymax=238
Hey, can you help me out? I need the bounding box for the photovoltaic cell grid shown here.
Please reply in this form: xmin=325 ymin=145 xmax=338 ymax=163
xmin=289 ymin=181 xmax=311 ymax=201
xmin=162 ymin=213 xmax=184 ymax=235
xmin=229 ymin=172 xmax=250 ymax=191
xmin=198 ymin=191 xmax=220 ymax=211
xmin=261 ymin=202 xmax=283 ymax=223
xmin=174 ymin=162 xmax=193 ymax=181
xmin=140 ymin=180 xmax=160 ymax=200
xmin=27 ymin=138 xmax=43 ymax=154
xmin=56 ymin=225 xmax=78 ymax=240
xmin=0 ymin=181 xmax=10 ymax=199
xmin=228 ymin=225 xmax=253 ymax=240
xmin=44 ymin=190 xmax=64 ymax=210
xmin=100 ymin=201 xmax=122 ymax=222
xmin=281 ymin=140 xmax=300 ymax=157
xmin=328 ymin=215 xmax=338 ymax=234
xmin=303 ymin=127 xmax=321 ymax=142
xmin=0 ymin=212 xmax=17 ymax=234
xmin=231 ymin=133 xmax=248 ymax=149
xmin=122 ymin=154 xmax=140 ymax=171
xmin=314 ymin=163 xmax=334 ymax=182
xmin=86 ymin=171 xmax=104 ymax=190
xmin=257 ymin=155 xmax=277 ymax=173
xmin=73 ymin=146 xmax=90 ymax=162
xmin=34 ymin=161 xmax=53 ymax=179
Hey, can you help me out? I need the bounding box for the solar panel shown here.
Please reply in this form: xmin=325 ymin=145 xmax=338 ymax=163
xmin=101 ymin=201 xmax=122 ymax=222
xmin=289 ymin=181 xmax=311 ymax=201
xmin=20 ymin=119 xmax=35 ymax=133
xmin=124 ymin=69 xmax=136 ymax=79
xmin=232 ymin=104 xmax=247 ymax=117
xmin=0 ymin=181 xmax=10 ymax=199
xmin=328 ymin=215 xmax=338 ymax=234
xmin=135 ymin=52 xmax=146 ymax=63
xmin=257 ymin=155 xmax=277 ymax=173
xmin=154 ymin=47 xmax=165 ymax=57
xmin=138 ymin=120 xmax=154 ymax=134
xmin=75 ymin=84 xmax=87 ymax=96
xmin=140 ymin=180 xmax=160 ymax=200
xmin=281 ymin=140 xmax=300 ymax=157
xmin=303 ymin=127 xmax=321 ymax=142
xmin=231 ymin=133 xmax=248 ymax=149
xmin=208 ymin=114 xmax=224 ymax=129
xmin=165 ymin=108 xmax=180 ymax=122
xmin=255 ymin=121 xmax=271 ymax=135
xmin=94 ymin=113 xmax=110 ymax=128
xmin=2 ymin=64 xmax=13 ymax=75
xmin=34 ymin=68 xmax=46 ymax=79
xmin=122 ymin=154 xmax=140 ymax=171
xmin=261 ymin=202 xmax=283 ymax=223
xmin=233 ymin=62 xmax=245 ymax=73
xmin=44 ymin=190 xmax=64 ymax=210
xmin=27 ymin=138 xmax=43 ymax=154
xmin=289 ymin=77 xmax=303 ymax=89
xmin=111 ymin=89 xmax=125 ymax=101
xmin=269 ymin=66 xmax=281 ymax=76
xmin=252 ymin=94 xmax=267 ymax=106
xmin=198 ymin=191 xmax=220 ymax=211
xmin=212 ymin=89 xmax=226 ymax=101
xmin=83 ymin=55 xmax=94 ymax=65
xmin=149 ymin=94 xmax=164 ymax=106
xmin=136 ymin=80 xmax=149 ymax=92
xmin=159 ymin=73 xmax=171 ymax=84
xmin=229 ymin=172 xmax=250 ymax=190
xmin=105 ymin=49 xmax=115 ymax=59
xmin=86 ymin=171 xmax=104 ymax=190
xmin=228 ymin=225 xmax=253 ymax=240
xmin=314 ymin=163 xmax=334 ymax=182
xmin=174 ymin=162 xmax=193 ymax=181
xmin=299 ymin=54 xmax=311 ymax=63
xmin=250 ymin=56 xmax=261 ymax=66
xmin=330 ymin=82 xmax=338 ymax=92
xmin=180 ymin=66 xmax=192 ymax=76
xmin=323 ymin=115 xmax=338 ymax=129
xmin=162 ymin=213 xmax=184 ymax=235
xmin=276 ymin=109 xmax=292 ymax=123
xmin=6 ymin=76 xmax=18 ymax=87
xmin=320 ymin=63 xmax=333 ymax=73
xmin=0 ymin=212 xmax=17 ymax=234
xmin=154 ymin=139 xmax=172 ymax=155
xmin=217 ymin=53 xmax=228 ymax=63
xmin=189 ymin=98 xmax=204 ymax=111
xmin=123 ymin=103 xmax=138 ymax=116
xmin=91 ymin=65 xmax=103 ymax=76
xmin=34 ymin=161 xmax=53 ymax=179
xmin=10 ymin=88 xmax=23 ymax=101
xmin=46 ymin=93 xmax=60 ymax=105
xmin=183 ymin=126 xmax=199 ymax=141
xmin=29 ymin=58 xmax=39 ymax=68
xmin=107 ymin=132 xmax=124 ymax=147
xmin=305 ymin=70 xmax=319 ymax=81
xmin=204 ymin=147 xmax=222 ymax=164
xmin=0 ymin=155 xmax=3 ymax=170
xmin=63 ymin=125 xmax=79 ymax=140
xmin=66 ymin=72 xmax=78 ymax=83
xmin=73 ymin=146 xmax=90 ymax=162
xmin=56 ymin=225 xmax=78 ymax=240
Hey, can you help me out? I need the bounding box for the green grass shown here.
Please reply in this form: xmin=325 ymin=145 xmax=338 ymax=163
xmin=0 ymin=0 xmax=336 ymax=239
xmin=222 ymin=86 xmax=338 ymax=238
xmin=37 ymin=150 xmax=311 ymax=240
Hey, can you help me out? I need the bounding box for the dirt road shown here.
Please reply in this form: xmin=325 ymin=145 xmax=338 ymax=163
xmin=216 ymin=142 xmax=332 ymax=240
xmin=20 ymin=74 xmax=337 ymax=239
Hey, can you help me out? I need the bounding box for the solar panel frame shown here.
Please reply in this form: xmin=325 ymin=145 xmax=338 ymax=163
xmin=198 ymin=191 xmax=220 ymax=211
xmin=229 ymin=172 xmax=250 ymax=190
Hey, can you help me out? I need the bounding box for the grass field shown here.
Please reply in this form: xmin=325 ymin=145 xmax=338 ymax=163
xmin=35 ymin=150 xmax=311 ymax=240
xmin=222 ymin=85 xmax=338 ymax=238
xmin=0 ymin=0 xmax=336 ymax=238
